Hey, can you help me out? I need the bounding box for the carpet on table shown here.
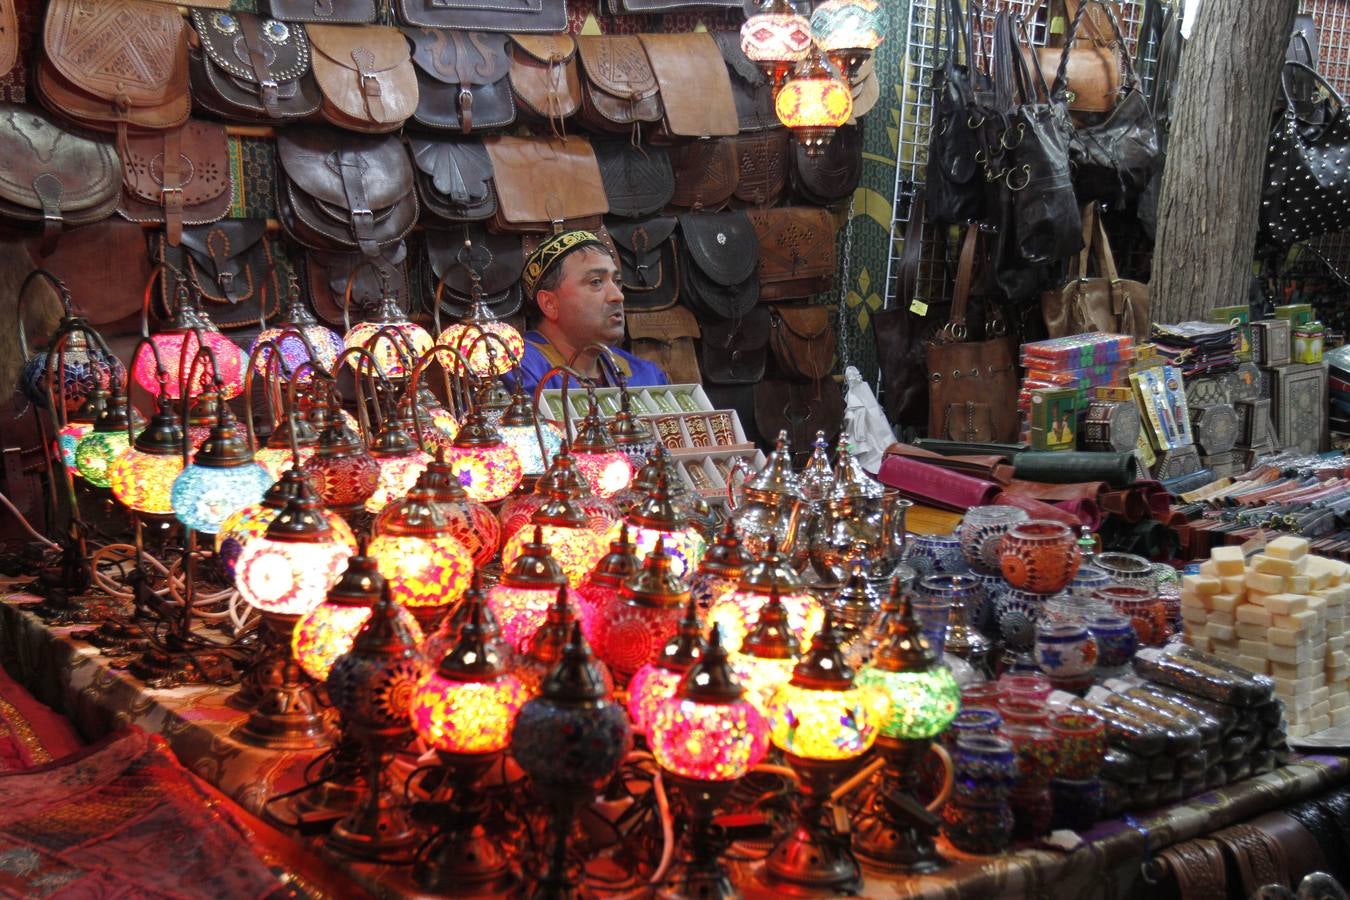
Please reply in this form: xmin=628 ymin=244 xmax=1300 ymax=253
xmin=0 ymin=654 xmax=81 ymax=772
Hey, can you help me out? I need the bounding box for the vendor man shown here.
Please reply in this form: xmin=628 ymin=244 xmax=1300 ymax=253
xmin=508 ymin=230 xmax=669 ymax=393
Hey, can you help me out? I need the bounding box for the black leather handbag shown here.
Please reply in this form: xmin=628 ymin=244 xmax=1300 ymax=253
xmin=678 ymin=211 xmax=759 ymax=320
xmin=926 ymin=0 xmax=991 ymax=225
xmin=424 ymin=224 xmax=523 ymax=320
xmin=594 ymin=141 xmax=674 ymax=219
xmin=409 ymin=137 xmax=498 ymax=224
xmin=608 ymin=217 xmax=680 ymax=312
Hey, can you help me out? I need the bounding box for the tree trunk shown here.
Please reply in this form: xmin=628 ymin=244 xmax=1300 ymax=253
xmin=1151 ymin=0 xmax=1297 ymax=322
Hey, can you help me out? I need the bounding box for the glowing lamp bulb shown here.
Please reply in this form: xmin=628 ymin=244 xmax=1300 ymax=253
xmin=108 ymin=450 xmax=184 ymax=516
xmin=626 ymin=597 xmax=706 ymax=737
xmin=364 ymin=450 xmax=433 ymax=514
xmin=294 ymin=589 xmax=423 ymax=683
xmin=487 ymin=582 xmax=586 ymax=653
xmin=342 ymin=320 xmax=433 ymax=381
xmin=500 ymin=522 xmax=602 ymax=589
xmin=572 ymin=450 xmax=634 ymax=499
xmin=708 ymin=587 xmax=824 ymax=655
xmin=437 ymin=319 xmax=525 ymax=378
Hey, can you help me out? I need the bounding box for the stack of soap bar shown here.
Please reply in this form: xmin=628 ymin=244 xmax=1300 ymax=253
xmin=1181 ymin=536 xmax=1350 ymax=738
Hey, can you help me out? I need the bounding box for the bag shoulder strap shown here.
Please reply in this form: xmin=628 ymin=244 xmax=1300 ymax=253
xmin=945 ymin=224 xmax=979 ymax=337
xmin=1092 ymin=207 xmax=1120 ymax=282
xmin=1055 ymin=0 xmax=1136 ymax=93
xmin=1281 ymin=60 xmax=1346 ymax=114
xmin=899 ymin=188 xmax=925 ymax=312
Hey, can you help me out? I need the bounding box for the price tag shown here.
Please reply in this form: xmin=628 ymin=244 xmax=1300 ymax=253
xmin=909 ymin=299 xmax=929 ymax=316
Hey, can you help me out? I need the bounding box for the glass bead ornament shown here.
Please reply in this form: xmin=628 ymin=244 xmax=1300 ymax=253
xmin=304 ymin=406 xmax=381 ymax=512
xmin=487 ymin=525 xmax=582 ymax=652
xmin=363 ymin=414 xmax=433 ymax=515
xmin=107 ymin=393 xmax=186 ymax=517
xmin=414 ymin=457 xmax=501 ymax=568
xmin=576 ymin=524 xmax=641 ymax=648
xmin=776 ymin=50 xmax=855 ymax=154
xmin=234 ymin=483 xmax=353 ymax=618
xmin=368 ymin=485 xmax=474 ymax=629
xmin=732 ymin=584 xmax=802 ymax=715
xmin=438 ymin=407 xmax=523 ymax=504
xmin=250 ymin=278 xmax=344 ymax=383
xmin=690 ymin=517 xmax=754 ymax=611
xmin=608 ymin=472 xmax=707 ymax=578
xmin=590 ymin=537 xmax=690 ymax=685
xmin=171 ymin=404 xmax=273 ymax=534
xmin=708 ymin=534 xmax=824 ymax=653
xmin=500 ymin=494 xmax=604 ymax=589
xmin=570 ymin=395 xmax=635 ymax=500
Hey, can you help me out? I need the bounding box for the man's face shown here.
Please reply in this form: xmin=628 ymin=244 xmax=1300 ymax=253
xmin=537 ymin=247 xmax=625 ymax=347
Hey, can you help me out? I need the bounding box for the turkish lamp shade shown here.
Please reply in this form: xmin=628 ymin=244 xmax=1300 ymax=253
xmin=170 ymin=407 xmax=272 ymax=533
xmin=233 ymin=487 xmax=352 ymax=618
xmin=856 ymin=594 xmax=961 ymax=742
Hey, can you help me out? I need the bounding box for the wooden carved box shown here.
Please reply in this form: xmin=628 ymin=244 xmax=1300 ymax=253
xmin=1270 ymin=363 xmax=1329 ymax=454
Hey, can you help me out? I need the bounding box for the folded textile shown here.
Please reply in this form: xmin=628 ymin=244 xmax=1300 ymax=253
xmin=876 ymin=454 xmax=1000 ymax=512
xmin=1013 ymin=451 xmax=1141 ymax=488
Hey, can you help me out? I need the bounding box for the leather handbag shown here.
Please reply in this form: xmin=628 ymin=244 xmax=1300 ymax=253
xmin=638 ymin=33 xmax=738 ymax=140
xmin=1040 ymin=202 xmax=1148 ymax=342
xmin=116 ymin=120 xmax=233 ymax=247
xmin=395 ymin=0 xmax=567 ymax=32
xmin=607 ymin=216 xmax=679 ymax=312
xmin=625 ymin=305 xmax=701 ymax=386
xmin=925 ymin=226 xmax=1019 ymax=443
xmin=669 ymin=138 xmax=739 ymax=210
xmin=404 ymin=28 xmax=515 ymax=133
xmin=754 ymin=378 xmax=844 ymax=467
xmin=188 ymin=11 xmax=323 ymax=123
xmin=409 ymin=137 xmax=498 ymax=225
xmin=306 ymin=242 xmax=409 ymax=326
xmin=28 ymin=220 xmax=153 ymax=329
xmin=747 ymin=207 xmax=837 ymax=302
xmin=731 ymin=130 xmax=790 ymax=208
xmin=0 ymin=0 xmax=16 ymax=77
xmin=711 ymin=31 xmax=777 ymax=133
xmin=509 ymin=34 xmax=581 ymax=126
xmin=157 ymin=221 xmax=284 ymax=330
xmin=576 ymin=35 xmax=664 ymax=135
xmin=1260 ymin=62 xmax=1350 ymax=247
xmin=307 ymin=24 xmax=418 ymax=133
xmin=276 ymin=127 xmax=418 ymax=257
xmin=791 ymin=123 xmax=862 ymax=206
xmin=483 ymin=135 xmax=608 ymax=234
xmin=0 ymin=104 xmax=121 ymax=252
xmin=265 ymin=0 xmax=377 ymax=23
xmin=37 ymin=0 xmax=190 ymax=141
xmin=1136 ymin=0 xmax=1180 ymax=240
xmin=768 ymin=305 xmax=835 ymax=382
xmin=699 ymin=305 xmax=768 ymax=386
xmin=1031 ymin=0 xmax=1123 ymax=119
xmin=1060 ymin=1 xmax=1159 ymax=208
xmin=678 ymin=211 xmax=759 ymax=320
xmin=594 ymin=140 xmax=674 ymax=219
xmin=876 ymin=453 xmax=1002 ymax=512
xmin=604 ymin=0 xmax=742 ymax=11
xmin=926 ymin=0 xmax=990 ymax=225
xmin=424 ymin=224 xmax=523 ymax=320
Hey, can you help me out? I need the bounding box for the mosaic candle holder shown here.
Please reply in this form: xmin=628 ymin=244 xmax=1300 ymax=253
xmin=998 ymin=520 xmax=1081 ymax=594
xmin=959 ymin=506 xmax=1029 ymax=573
xmin=995 ymin=588 xmax=1045 ymax=654
xmin=1093 ymin=552 xmax=1156 ymax=590
xmin=943 ymin=707 xmax=1003 ymax=750
xmin=1070 ymin=564 xmax=1112 ymax=598
xmin=960 ymin=681 xmax=1003 ymax=712
xmin=902 ymin=532 xmax=966 ymax=578
xmin=997 ymin=698 xmax=1050 ymax=728
xmin=1000 ymin=722 xmax=1057 ymax=786
xmin=1086 ymin=613 xmax=1138 ymax=670
xmin=1049 ymin=710 xmax=1107 ymax=780
xmin=951 ymin=734 xmax=1017 ymax=803
xmin=941 ymin=797 xmax=1015 ymax=855
xmin=1093 ymin=585 xmax=1169 ymax=647
xmin=997 ymin=672 xmax=1052 ymax=704
xmin=916 ymin=574 xmax=989 ymax=669
xmin=1034 ymin=623 xmax=1097 ymax=684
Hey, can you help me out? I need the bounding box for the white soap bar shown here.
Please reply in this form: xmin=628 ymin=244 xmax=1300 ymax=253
xmin=1209 ymin=595 xmax=1241 ymax=615
xmin=1269 ymin=627 xmax=1304 ymax=647
xmin=1267 ymin=643 xmax=1311 ymax=665
xmin=1332 ymin=707 xmax=1350 ymax=727
xmin=1246 ymin=571 xmax=1285 ymax=595
xmin=1254 ymin=554 xmax=1298 ymax=577
xmin=1273 ymin=659 xmax=1320 ymax=679
xmin=1236 ymin=655 xmax=1269 ymax=675
xmin=1236 ymin=605 xmax=1273 ymax=627
xmin=1207 ymin=623 xmax=1236 ymax=642
xmin=1238 ymin=638 xmax=1267 ymax=658
xmin=1184 ymin=574 xmax=1222 ymax=596
xmin=1267 ymin=535 xmax=1310 ymax=560
xmin=1211 ymin=546 xmax=1246 ymax=575
xmin=1220 ymin=575 xmax=1247 ymax=596
xmin=1263 ymin=593 xmax=1310 ymax=616
xmin=1235 ymin=622 xmax=1269 ymax=642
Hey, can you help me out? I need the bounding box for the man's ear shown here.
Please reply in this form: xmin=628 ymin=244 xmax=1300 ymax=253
xmin=534 ymin=288 xmax=558 ymax=322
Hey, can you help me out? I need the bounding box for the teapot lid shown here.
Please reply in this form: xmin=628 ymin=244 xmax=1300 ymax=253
xmin=745 ymin=431 xmax=803 ymax=498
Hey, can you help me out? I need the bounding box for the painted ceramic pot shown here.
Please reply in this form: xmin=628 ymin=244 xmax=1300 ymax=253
xmin=944 ymin=707 xmax=1004 ymax=749
xmin=1034 ymin=622 xmax=1097 ymax=681
xmin=1049 ymin=711 xmax=1107 ymax=780
xmin=959 ymin=505 xmax=1029 ymax=573
xmin=1094 ymin=584 xmax=1169 ymax=647
xmin=902 ymin=532 xmax=966 ymax=578
xmin=1086 ymin=613 xmax=1139 ymax=669
xmin=1093 ymin=552 xmax=1155 ymax=590
xmin=999 ymin=521 xmax=1081 ymax=594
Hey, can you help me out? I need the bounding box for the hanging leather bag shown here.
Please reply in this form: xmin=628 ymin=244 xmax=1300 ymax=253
xmin=747 ymin=207 xmax=837 ymax=302
xmin=926 ymin=0 xmax=991 ymax=225
xmin=306 ymin=242 xmax=409 ymax=326
xmin=425 ymin=224 xmax=523 ymax=320
xmin=1136 ymin=0 xmax=1180 ymax=238
xmin=307 ymin=24 xmax=418 ymax=133
xmin=0 ymin=104 xmax=121 ymax=252
xmin=678 ymin=211 xmax=759 ymax=320
xmin=483 ymin=134 xmax=609 ymax=234
xmin=754 ymin=377 xmax=844 ymax=466
xmin=276 ymin=127 xmax=418 ymax=257
xmin=576 ymin=35 xmax=664 ymax=135
xmin=625 ymin=305 xmax=702 ymax=386
xmin=188 ymin=11 xmax=323 ymax=123
xmin=711 ymin=30 xmax=777 ymax=133
xmin=768 ymin=305 xmax=835 ymax=382
xmin=404 ymin=28 xmax=515 ymax=133
xmin=791 ymin=123 xmax=862 ymax=206
xmin=1040 ymin=202 xmax=1148 ymax=342
xmin=699 ymin=305 xmax=769 ymax=386
xmin=116 ymin=120 xmax=233 ymax=247
xmin=1031 ymin=0 xmax=1122 ymax=119
xmin=732 ymin=130 xmax=790 ymax=208
xmin=266 ymin=0 xmax=376 ymax=24
xmin=409 ymin=137 xmax=498 ymax=225
xmin=607 ymin=216 xmax=680 ymax=312
xmin=594 ymin=140 xmax=675 ymax=219
xmin=395 ymin=0 xmax=567 ymax=32
xmin=638 ymin=33 xmax=738 ymax=141
xmin=926 ymin=226 xmax=1019 ymax=443
xmin=509 ymin=34 xmax=581 ymax=126
xmin=604 ymin=0 xmax=741 ymax=12
xmin=157 ymin=220 xmax=284 ymax=330
xmin=669 ymin=138 xmax=739 ymax=210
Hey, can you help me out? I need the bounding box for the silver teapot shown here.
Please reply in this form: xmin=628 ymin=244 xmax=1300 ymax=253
xmin=727 ymin=431 xmax=807 ymax=559
xmin=807 ymin=434 xmax=910 ymax=574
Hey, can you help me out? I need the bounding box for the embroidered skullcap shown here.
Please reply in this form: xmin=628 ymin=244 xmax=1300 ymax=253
xmin=520 ymin=230 xmax=610 ymax=300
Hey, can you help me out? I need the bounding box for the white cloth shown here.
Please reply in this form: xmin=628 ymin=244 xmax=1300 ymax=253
xmin=842 ymin=366 xmax=895 ymax=474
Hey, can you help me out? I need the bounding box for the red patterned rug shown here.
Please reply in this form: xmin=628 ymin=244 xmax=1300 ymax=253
xmin=0 ymin=663 xmax=82 ymax=772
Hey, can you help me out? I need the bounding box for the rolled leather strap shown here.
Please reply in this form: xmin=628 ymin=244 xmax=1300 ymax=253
xmin=239 ymin=14 xmax=283 ymax=118
xmin=1247 ymin=811 xmax=1327 ymax=889
xmin=1145 ymin=839 xmax=1228 ymax=900
xmin=334 ymin=152 xmax=377 ymax=257
xmin=32 ymin=172 xmax=64 ymax=256
xmin=1014 ymin=450 xmax=1141 ymax=488
xmin=1214 ymin=823 xmax=1289 ymax=897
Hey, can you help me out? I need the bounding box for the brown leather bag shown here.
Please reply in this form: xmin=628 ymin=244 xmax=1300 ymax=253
xmin=926 ymin=226 xmax=1019 ymax=443
xmin=37 ymin=0 xmax=191 ymax=141
xmin=699 ymin=306 xmax=769 ymax=386
xmin=307 ymin=24 xmax=418 ymax=132
xmin=394 ymin=0 xmax=567 ymax=32
xmin=754 ymin=379 xmax=843 ymax=466
xmin=747 ymin=207 xmax=837 ymax=302
xmin=265 ymin=0 xmax=377 ymax=24
xmin=404 ymin=28 xmax=515 ymax=133
xmin=595 ymin=140 xmax=674 ymax=219
xmin=1040 ymin=202 xmax=1148 ymax=342
xmin=509 ymin=34 xmax=581 ymax=126
xmin=0 ymin=0 xmax=16 ymax=77
xmin=157 ymin=221 xmax=284 ymax=330
xmin=0 ymin=104 xmax=121 ymax=252
xmin=768 ymin=305 xmax=835 ymax=382
xmin=116 ymin=120 xmax=233 ymax=246
xmin=276 ymin=126 xmax=418 ymax=257
xmin=711 ymin=31 xmax=777 ymax=134
xmin=424 ymin=224 xmax=523 ymax=319
xmin=1030 ymin=0 xmax=1123 ymax=117
xmin=27 ymin=220 xmax=152 ymax=330
xmin=669 ymin=138 xmax=739 ymax=211
xmin=576 ymin=35 xmax=663 ymax=135
xmin=608 ymin=216 xmax=679 ymax=311
xmin=626 ymin=305 xmax=701 ymax=386
xmin=409 ymin=137 xmax=498 ymax=225
xmin=306 ymin=242 xmax=409 ymax=327
xmin=791 ymin=122 xmax=862 ymax=206
xmin=731 ymin=130 xmax=790 ymax=208
xmin=189 ymin=10 xmax=323 ymax=123
xmin=604 ymin=0 xmax=742 ymax=11
xmin=638 ymin=33 xmax=738 ymax=140
xmin=483 ymin=135 xmax=608 ymax=234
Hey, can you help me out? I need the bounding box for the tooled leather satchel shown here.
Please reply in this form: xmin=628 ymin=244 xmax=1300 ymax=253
xmin=117 ymin=120 xmax=233 ymax=247
xmin=509 ymin=34 xmax=581 ymax=126
xmin=594 ymin=140 xmax=674 ymax=219
xmin=306 ymin=242 xmax=410 ymax=326
xmin=424 ymin=224 xmax=524 ymax=320
xmin=1040 ymin=202 xmax=1149 ymax=342
xmin=669 ymin=138 xmax=739 ymax=210
xmin=307 ymin=24 xmax=418 ymax=132
xmin=607 ymin=216 xmax=679 ymax=312
xmin=747 ymin=207 xmax=837 ymax=302
xmin=276 ymin=126 xmax=418 ymax=257
xmin=404 ymin=28 xmax=515 ymax=133
xmin=731 ymin=130 xmax=789 ymax=208
xmin=638 ymin=33 xmax=738 ymax=140
xmin=791 ymin=123 xmax=862 ymax=206
xmin=266 ymin=0 xmax=377 ymax=23
xmin=711 ymin=31 xmax=777 ymax=133
xmin=678 ymin=211 xmax=759 ymax=320
xmin=189 ymin=11 xmax=323 ymax=123
xmin=768 ymin=305 xmax=835 ymax=382
xmin=576 ymin=35 xmax=664 ymax=135
xmin=625 ymin=305 xmax=701 ymax=386
xmin=699 ymin=305 xmax=769 ymax=386
xmin=37 ymin=0 xmax=191 ymax=141
xmin=157 ymin=220 xmax=284 ymax=330
xmin=395 ymin=0 xmax=568 ymax=33
xmin=0 ymin=104 xmax=121 ymax=252
xmin=483 ymin=134 xmax=608 ymax=234
xmin=409 ymin=137 xmax=498 ymax=224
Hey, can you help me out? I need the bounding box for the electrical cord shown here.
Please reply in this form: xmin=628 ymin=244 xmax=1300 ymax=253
xmin=0 ymin=489 xmax=58 ymax=551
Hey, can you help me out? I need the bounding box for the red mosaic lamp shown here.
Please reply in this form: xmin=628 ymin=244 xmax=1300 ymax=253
xmin=707 ymin=535 xmax=824 ymax=653
xmin=486 ymin=525 xmax=584 ymax=652
xmin=499 ymin=490 xmax=604 ymax=589
xmin=627 ymin=594 xmax=706 ymax=738
xmin=592 ymin=537 xmax=690 ymax=686
xmin=439 ymin=405 xmax=523 ymax=504
xmin=415 ymin=454 xmax=501 ymax=568
xmin=576 ymin=523 xmax=641 ymax=649
xmin=570 ymin=393 xmax=635 ymax=500
xmin=368 ymin=483 xmax=474 ymax=632
xmin=517 ymin=584 xmax=614 ymax=699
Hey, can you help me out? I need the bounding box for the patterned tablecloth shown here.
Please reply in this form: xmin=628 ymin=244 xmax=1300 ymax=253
xmin=0 ymin=592 xmax=1346 ymax=899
